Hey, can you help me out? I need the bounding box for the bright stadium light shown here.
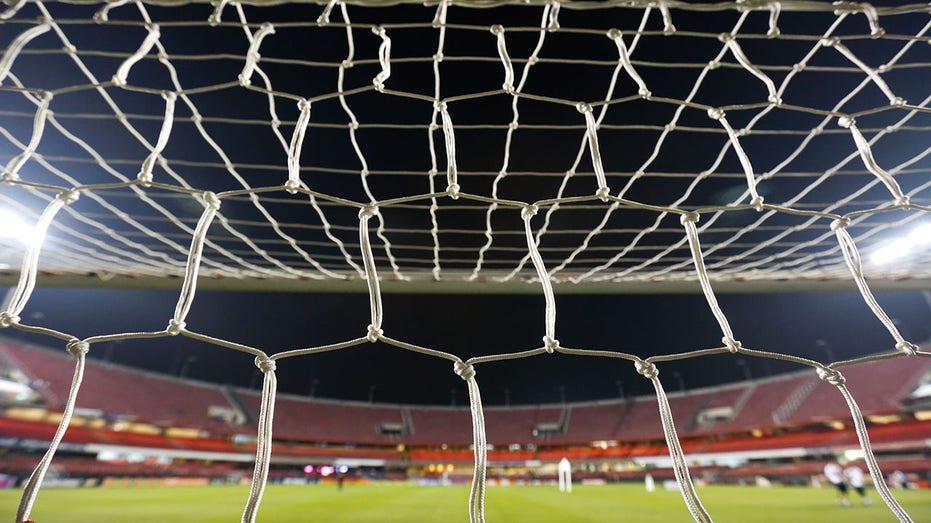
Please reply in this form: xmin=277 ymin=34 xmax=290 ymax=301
xmin=869 ymin=223 xmax=931 ymax=266
xmin=870 ymin=239 xmax=912 ymax=265
xmin=0 ymin=208 xmax=36 ymax=245
xmin=909 ymin=223 xmax=931 ymax=245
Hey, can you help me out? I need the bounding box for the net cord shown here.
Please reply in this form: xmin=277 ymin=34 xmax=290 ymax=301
xmin=637 ymin=360 xmax=712 ymax=522
xmin=15 ymin=340 xmax=88 ymax=523
xmin=0 ymin=21 xmax=50 ymax=84
xmin=819 ymin=367 xmax=913 ymax=522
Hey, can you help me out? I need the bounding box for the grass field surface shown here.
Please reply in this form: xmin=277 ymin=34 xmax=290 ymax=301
xmin=3 ymin=483 xmax=929 ymax=522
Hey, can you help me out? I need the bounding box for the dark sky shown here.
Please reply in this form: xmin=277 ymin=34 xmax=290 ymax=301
xmin=8 ymin=287 xmax=930 ymax=405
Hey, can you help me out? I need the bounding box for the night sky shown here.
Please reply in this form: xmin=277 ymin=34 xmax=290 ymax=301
xmin=7 ymin=287 xmax=930 ymax=406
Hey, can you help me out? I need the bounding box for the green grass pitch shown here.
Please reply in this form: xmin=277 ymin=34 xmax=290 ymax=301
xmin=3 ymin=483 xmax=930 ymax=522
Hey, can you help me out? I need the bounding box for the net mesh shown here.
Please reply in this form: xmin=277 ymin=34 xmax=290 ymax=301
xmin=1 ymin=0 xmax=930 ymax=522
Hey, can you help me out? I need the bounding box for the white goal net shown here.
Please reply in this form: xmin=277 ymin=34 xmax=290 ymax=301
xmin=0 ymin=0 xmax=929 ymax=521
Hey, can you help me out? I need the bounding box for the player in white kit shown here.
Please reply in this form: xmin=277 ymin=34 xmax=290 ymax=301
xmin=844 ymin=464 xmax=873 ymax=506
xmin=823 ymin=461 xmax=850 ymax=506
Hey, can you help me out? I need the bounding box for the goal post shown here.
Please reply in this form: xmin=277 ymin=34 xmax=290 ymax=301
xmin=0 ymin=0 xmax=929 ymax=522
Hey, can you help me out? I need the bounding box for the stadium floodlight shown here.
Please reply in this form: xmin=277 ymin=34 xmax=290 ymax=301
xmin=870 ymin=239 xmax=913 ymax=266
xmin=0 ymin=208 xmax=36 ymax=246
xmin=870 ymin=223 xmax=931 ymax=266
xmin=909 ymin=224 xmax=931 ymax=245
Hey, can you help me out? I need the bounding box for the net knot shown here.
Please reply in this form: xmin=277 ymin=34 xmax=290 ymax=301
xmin=606 ymin=28 xmax=622 ymax=40
xmin=837 ymin=116 xmax=855 ymax=129
xmin=707 ymin=107 xmax=725 ymax=121
xmin=366 ymin=324 xmax=383 ymax=343
xmin=434 ymin=101 xmax=447 ymax=112
xmin=489 ymin=24 xmax=504 ymax=35
xmin=679 ymin=211 xmax=700 ymax=225
xmin=433 ymin=53 xmax=444 ymax=63
xmin=453 ymin=360 xmax=475 ymax=381
xmin=166 ymin=319 xmax=186 ymax=336
xmin=546 ymin=0 xmax=560 ymax=31
xmin=821 ymin=36 xmax=839 ymax=48
xmin=817 ymin=367 xmax=845 ymax=386
xmin=208 ymin=0 xmax=225 ymax=26
xmin=57 ymin=190 xmax=80 ymax=205
xmin=0 ymin=312 xmax=20 ymax=328
xmin=359 ymin=205 xmax=379 ymax=219
xmin=723 ymin=337 xmax=742 ymax=353
xmin=66 ymin=339 xmax=90 ymax=357
xmin=894 ymin=195 xmax=910 ymax=208
xmin=595 ymin=186 xmax=611 ymax=202
xmin=521 ymin=204 xmax=539 ymax=220
xmin=284 ymin=179 xmax=301 ymax=194
xmin=890 ymin=96 xmax=906 ymax=107
xmin=254 ymin=355 xmax=276 ymax=373
xmin=135 ymin=168 xmax=152 ymax=185
xmin=750 ymin=196 xmax=764 ymax=211
xmin=543 ymin=336 xmax=559 ymax=354
xmin=238 ymin=71 xmax=253 ymax=87
xmin=634 ymin=360 xmax=658 ymax=380
xmin=895 ymin=341 xmax=919 ymax=356
xmin=717 ymin=33 xmax=734 ymax=43
xmin=830 ymin=217 xmax=850 ymax=231
xmin=446 ymin=183 xmax=460 ymax=199
xmin=202 ymin=191 xmax=221 ymax=210
xmin=575 ymin=102 xmax=592 ymax=114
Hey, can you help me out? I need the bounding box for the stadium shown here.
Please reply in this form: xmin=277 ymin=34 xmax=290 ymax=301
xmin=1 ymin=0 xmax=931 ymax=521
xmin=2 ymin=334 xmax=931 ymax=521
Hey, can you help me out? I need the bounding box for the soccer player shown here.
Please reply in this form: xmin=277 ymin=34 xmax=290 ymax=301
xmin=823 ymin=460 xmax=850 ymax=506
xmin=889 ymin=470 xmax=910 ymax=489
xmin=844 ymin=464 xmax=872 ymax=506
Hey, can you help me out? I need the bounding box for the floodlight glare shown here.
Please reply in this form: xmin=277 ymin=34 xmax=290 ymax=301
xmin=869 ymin=239 xmax=912 ymax=266
xmin=0 ymin=208 xmax=36 ymax=245
xmin=909 ymin=223 xmax=931 ymax=245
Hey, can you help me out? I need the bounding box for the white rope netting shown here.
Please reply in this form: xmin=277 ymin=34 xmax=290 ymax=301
xmin=1 ymin=0 xmax=930 ymax=522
